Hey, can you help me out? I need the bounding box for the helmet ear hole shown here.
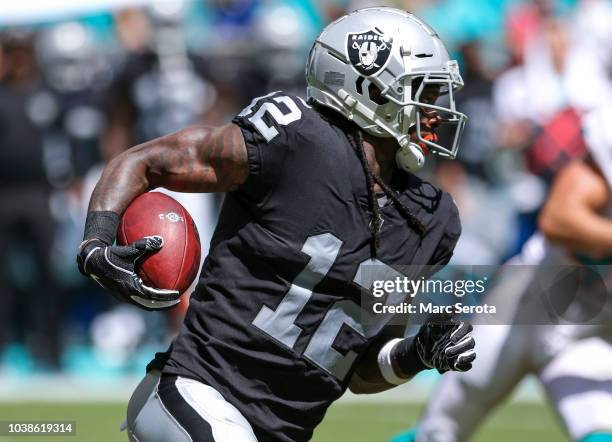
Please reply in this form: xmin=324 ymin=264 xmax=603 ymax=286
xmin=368 ymin=83 xmax=389 ymax=105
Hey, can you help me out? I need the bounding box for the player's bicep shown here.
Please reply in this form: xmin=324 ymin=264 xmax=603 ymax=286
xmin=541 ymin=161 xmax=609 ymax=221
xmin=145 ymin=123 xmax=248 ymax=193
xmin=538 ymin=160 xmax=611 ymax=250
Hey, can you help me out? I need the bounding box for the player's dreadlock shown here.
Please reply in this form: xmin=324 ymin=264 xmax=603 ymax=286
xmin=346 ymin=123 xmax=427 ymax=258
xmin=346 ymin=128 xmax=382 ymax=257
xmin=371 ymin=173 xmax=427 ymax=236
xmin=313 ymin=102 xmax=427 ymax=257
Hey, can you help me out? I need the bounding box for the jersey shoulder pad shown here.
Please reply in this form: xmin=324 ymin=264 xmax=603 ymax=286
xmin=232 ymin=91 xmax=316 ymax=145
xmin=400 ymin=173 xmax=461 ymax=240
xmin=400 ymin=173 xmax=445 ymax=217
xmin=231 ymin=92 xmax=341 ymax=198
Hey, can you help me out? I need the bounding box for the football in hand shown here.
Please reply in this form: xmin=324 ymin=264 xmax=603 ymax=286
xmin=117 ymin=192 xmax=201 ymax=294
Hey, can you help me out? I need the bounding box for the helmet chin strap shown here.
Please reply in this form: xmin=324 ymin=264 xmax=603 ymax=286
xmin=337 ymin=88 xmax=425 ymax=171
xmin=396 ymin=139 xmax=425 ymax=171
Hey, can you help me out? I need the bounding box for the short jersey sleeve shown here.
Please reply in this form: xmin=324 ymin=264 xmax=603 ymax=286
xmin=232 ymin=91 xmax=310 ymax=197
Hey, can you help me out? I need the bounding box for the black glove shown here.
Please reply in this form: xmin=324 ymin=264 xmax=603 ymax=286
xmin=394 ymin=313 xmax=476 ymax=375
xmin=77 ymin=211 xmax=180 ymax=311
xmin=414 ymin=313 xmax=476 ymax=373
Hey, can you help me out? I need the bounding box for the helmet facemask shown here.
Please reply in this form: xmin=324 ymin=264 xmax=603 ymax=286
xmin=368 ymin=60 xmax=468 ymax=160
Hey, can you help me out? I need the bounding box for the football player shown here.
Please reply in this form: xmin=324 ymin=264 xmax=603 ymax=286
xmin=77 ymin=8 xmax=475 ymax=442
xmin=392 ymin=104 xmax=612 ymax=442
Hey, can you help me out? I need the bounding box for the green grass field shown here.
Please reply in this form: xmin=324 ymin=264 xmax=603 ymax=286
xmin=0 ymin=401 xmax=568 ymax=442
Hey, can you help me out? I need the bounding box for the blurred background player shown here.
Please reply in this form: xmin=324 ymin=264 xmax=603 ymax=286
xmin=0 ymin=29 xmax=63 ymax=370
xmin=391 ymin=103 xmax=612 ymax=442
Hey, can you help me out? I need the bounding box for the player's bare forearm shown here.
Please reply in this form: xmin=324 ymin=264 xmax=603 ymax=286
xmin=539 ymin=160 xmax=612 ymax=257
xmin=349 ymin=315 xmax=476 ymax=394
xmin=349 ymin=331 xmax=423 ymax=394
xmin=88 ymin=124 xmax=248 ymax=214
xmin=349 ymin=354 xmax=389 ymax=393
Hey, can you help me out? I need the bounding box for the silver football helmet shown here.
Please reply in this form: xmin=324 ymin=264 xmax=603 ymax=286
xmin=306 ymin=7 xmax=467 ymax=171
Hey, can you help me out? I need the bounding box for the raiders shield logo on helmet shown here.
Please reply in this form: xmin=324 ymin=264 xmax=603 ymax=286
xmin=346 ymin=30 xmax=393 ymax=76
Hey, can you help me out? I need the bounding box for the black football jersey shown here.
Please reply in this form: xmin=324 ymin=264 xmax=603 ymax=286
xmin=159 ymin=92 xmax=461 ymax=441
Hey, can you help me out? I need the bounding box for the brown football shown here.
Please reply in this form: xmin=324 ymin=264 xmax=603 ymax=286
xmin=117 ymin=192 xmax=201 ymax=294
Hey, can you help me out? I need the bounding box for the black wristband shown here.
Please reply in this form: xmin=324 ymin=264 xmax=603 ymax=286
xmin=392 ymin=336 xmax=427 ymax=377
xmin=83 ymin=211 xmax=120 ymax=246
